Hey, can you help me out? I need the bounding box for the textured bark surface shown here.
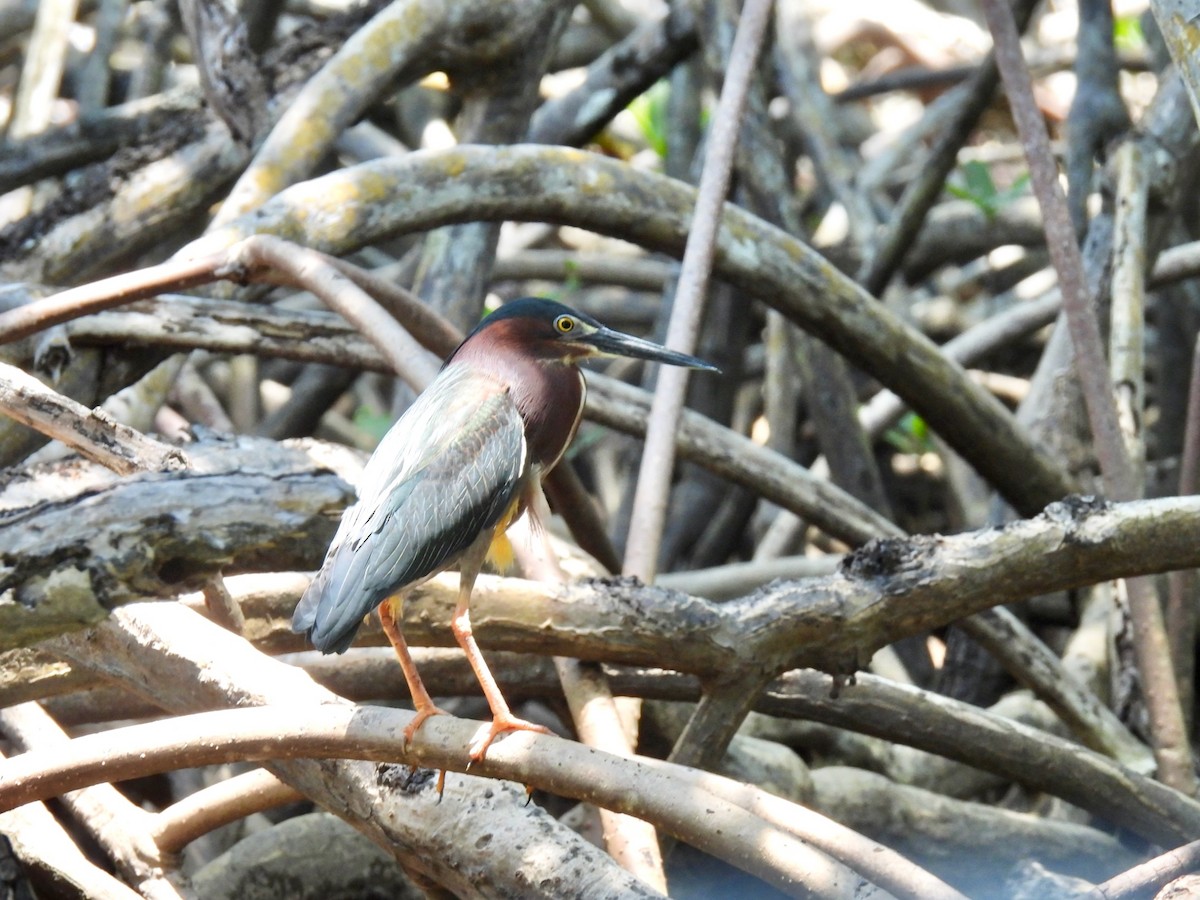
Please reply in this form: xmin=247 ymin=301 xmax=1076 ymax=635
xmin=0 ymin=436 xmax=354 ymax=649
xmin=4 ymin=1 xmax=1200 ymax=896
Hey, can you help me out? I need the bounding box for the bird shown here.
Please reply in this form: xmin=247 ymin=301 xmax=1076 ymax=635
xmin=293 ymin=296 xmax=718 ymax=760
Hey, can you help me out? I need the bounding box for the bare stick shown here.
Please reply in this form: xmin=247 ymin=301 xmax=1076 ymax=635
xmin=1087 ymin=837 xmax=1200 ymax=899
xmin=623 ymin=0 xmax=773 ymax=580
xmin=619 ymin=0 xmax=773 ymax=844
xmin=0 ymin=750 xmax=142 ymax=900
xmin=978 ymin=0 xmax=1133 ymax=494
xmin=201 ymin=577 xmax=246 ymax=635
xmin=0 ymin=702 xmax=183 ymax=898
xmin=512 ymin=520 xmax=666 ymax=893
xmin=224 ymin=236 xmax=441 ymax=389
xmin=149 ymin=768 xmax=304 ymax=855
xmin=0 ymin=700 xmax=955 ymax=900
xmin=979 ymin=0 xmax=1195 ymax=794
xmin=0 ymin=253 xmax=223 ymax=345
xmin=0 ymin=361 xmax=187 ymax=475
xmin=1167 ymin=333 xmax=1200 ymax=720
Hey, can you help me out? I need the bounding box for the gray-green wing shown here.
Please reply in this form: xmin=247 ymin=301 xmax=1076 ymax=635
xmin=293 ymin=366 xmax=526 ymax=653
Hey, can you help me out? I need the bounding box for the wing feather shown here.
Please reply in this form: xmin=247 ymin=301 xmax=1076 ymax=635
xmin=293 ymin=367 xmax=527 ymax=653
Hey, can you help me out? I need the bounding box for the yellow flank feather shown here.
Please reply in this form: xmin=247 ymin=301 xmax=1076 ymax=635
xmin=485 ymin=497 xmax=522 ymax=572
xmin=487 ymin=531 xmax=515 ymax=572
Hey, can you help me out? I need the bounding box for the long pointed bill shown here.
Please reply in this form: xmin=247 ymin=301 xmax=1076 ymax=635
xmin=583 ymin=327 xmax=720 ymax=372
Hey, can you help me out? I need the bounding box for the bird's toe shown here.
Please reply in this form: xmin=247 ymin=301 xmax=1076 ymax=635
xmin=468 ymin=714 xmax=552 ymax=762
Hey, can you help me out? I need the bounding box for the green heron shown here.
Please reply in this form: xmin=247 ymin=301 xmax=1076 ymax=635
xmin=293 ymin=297 xmax=717 ymax=759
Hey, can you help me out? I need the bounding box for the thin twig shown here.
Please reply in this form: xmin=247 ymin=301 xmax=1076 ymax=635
xmin=624 ymin=0 xmax=774 ymax=580
xmin=9 ymin=0 xmax=78 ymax=138
xmin=511 ymin=522 xmax=667 ymax=892
xmin=978 ymin=0 xmax=1133 ymax=496
xmin=1109 ymin=141 xmax=1148 ymax=476
xmin=148 ymin=768 xmax=304 ymax=854
xmin=201 ymin=578 xmax=246 ymax=635
xmin=858 ymin=0 xmax=1039 ymax=296
xmin=979 ymin=0 xmax=1196 ymax=794
xmin=227 ymin=237 xmax=442 ymax=389
xmin=0 ymin=253 xmax=225 ymax=345
xmin=1167 ymin=332 xmax=1200 ymax=723
xmin=0 ymin=361 xmax=188 ymax=475
xmin=1086 ymin=837 xmax=1200 ymax=899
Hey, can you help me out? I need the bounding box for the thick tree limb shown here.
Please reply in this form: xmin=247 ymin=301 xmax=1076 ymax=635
xmin=39 ymin=603 xmax=828 ymax=899
xmin=214 ymin=0 xmax=567 ymax=225
xmin=0 ymin=435 xmax=353 ymax=649
xmin=960 ymin=607 xmax=1151 ymax=772
xmin=9 ymin=450 xmax=1200 ymax=680
xmin=763 ymin=671 xmax=1200 ymax=848
xmin=22 ymin=642 xmax=1198 ymax=852
xmin=52 ymin=290 xmax=899 ymax=547
xmin=813 ymin=766 xmax=1140 ymax=886
xmin=181 ymin=144 xmax=1073 ymax=515
xmin=376 ymin=495 xmax=1200 ymax=683
xmin=1148 ymin=0 xmax=1200 ymax=127
xmin=0 ymin=671 xmax=956 ymax=898
xmin=189 ymin=812 xmax=420 ymax=899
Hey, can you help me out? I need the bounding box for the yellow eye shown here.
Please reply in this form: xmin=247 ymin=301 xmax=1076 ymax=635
xmin=555 ymin=315 xmax=575 ymax=334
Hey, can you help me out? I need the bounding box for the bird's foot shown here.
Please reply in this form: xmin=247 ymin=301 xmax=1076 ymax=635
xmin=403 ymin=703 xmax=451 ymax=749
xmin=403 ymin=705 xmax=453 ymax=799
xmin=468 ymin=714 xmax=552 ymax=762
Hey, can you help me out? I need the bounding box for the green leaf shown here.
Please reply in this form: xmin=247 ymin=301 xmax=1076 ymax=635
xmin=962 ymin=160 xmax=997 ymax=201
xmin=1113 ymin=14 xmax=1145 ymax=52
xmin=883 ymin=412 xmax=934 ymax=454
xmin=353 ymin=406 xmax=393 ymax=444
xmin=627 ymin=80 xmax=670 ymax=158
xmin=948 ymin=162 xmax=1029 ymax=220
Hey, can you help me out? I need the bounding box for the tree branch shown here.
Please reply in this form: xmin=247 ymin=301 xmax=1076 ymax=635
xmin=180 ymin=144 xmax=1074 ymax=515
xmin=0 ymin=690 xmax=958 ymax=900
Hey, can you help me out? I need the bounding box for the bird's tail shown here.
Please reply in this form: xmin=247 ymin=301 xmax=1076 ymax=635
xmin=292 ymin=544 xmax=373 ymax=654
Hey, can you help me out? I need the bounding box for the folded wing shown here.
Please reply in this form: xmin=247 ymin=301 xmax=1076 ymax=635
xmin=293 ymin=366 xmax=527 ymax=653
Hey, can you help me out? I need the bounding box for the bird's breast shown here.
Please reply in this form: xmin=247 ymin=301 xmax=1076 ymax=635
xmin=444 ymin=347 xmax=584 ymax=474
xmin=516 ymin=364 xmax=584 ymax=473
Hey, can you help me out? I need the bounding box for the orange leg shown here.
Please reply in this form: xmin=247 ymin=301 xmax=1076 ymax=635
xmin=452 ymin=561 xmax=551 ymax=761
xmin=379 ymin=598 xmax=449 ymax=747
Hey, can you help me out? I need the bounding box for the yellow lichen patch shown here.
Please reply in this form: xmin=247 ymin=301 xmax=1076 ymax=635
xmin=351 ymin=166 xmax=403 ymax=204
xmin=313 ymin=176 xmax=363 ymax=211
xmin=442 ymin=151 xmax=467 ymax=179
